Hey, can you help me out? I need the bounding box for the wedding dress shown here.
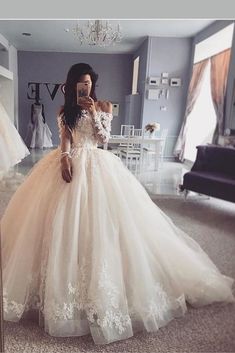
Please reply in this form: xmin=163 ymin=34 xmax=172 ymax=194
xmin=25 ymin=103 xmax=53 ymax=149
xmin=1 ymin=109 xmax=234 ymax=345
xmin=0 ymin=101 xmax=30 ymax=172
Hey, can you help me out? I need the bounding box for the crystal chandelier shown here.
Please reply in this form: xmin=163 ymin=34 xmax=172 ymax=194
xmin=72 ymin=20 xmax=122 ymax=47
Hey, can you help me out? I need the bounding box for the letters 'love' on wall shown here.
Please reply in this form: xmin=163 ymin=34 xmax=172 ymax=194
xmin=27 ymin=82 xmax=64 ymax=101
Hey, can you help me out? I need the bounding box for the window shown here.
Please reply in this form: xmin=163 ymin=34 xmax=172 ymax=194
xmin=184 ymin=61 xmax=217 ymax=161
xmin=184 ymin=23 xmax=234 ymax=162
xmin=132 ymin=56 xmax=139 ymax=94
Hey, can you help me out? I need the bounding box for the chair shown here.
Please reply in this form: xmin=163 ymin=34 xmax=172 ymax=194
xmin=143 ymin=128 xmax=168 ymax=170
xmin=120 ymin=124 xmax=135 ymax=137
xmin=109 ymin=125 xmax=135 ymax=157
xmin=119 ymin=128 xmax=144 ymax=172
xmin=159 ymin=128 xmax=168 ymax=166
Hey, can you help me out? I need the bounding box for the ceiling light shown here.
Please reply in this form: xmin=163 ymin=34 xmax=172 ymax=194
xmin=72 ymin=20 xmax=122 ymax=47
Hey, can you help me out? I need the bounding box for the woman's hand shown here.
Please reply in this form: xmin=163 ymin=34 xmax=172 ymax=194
xmin=97 ymin=101 xmax=113 ymax=114
xmin=61 ymin=156 xmax=73 ymax=183
xmin=78 ymin=97 xmax=96 ymax=117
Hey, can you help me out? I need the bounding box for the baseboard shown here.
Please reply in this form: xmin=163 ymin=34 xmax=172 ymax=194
xmin=163 ymin=156 xmax=177 ymax=162
xmin=183 ymin=159 xmax=194 ymax=168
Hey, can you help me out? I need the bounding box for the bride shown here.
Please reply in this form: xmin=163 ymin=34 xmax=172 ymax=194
xmin=1 ymin=63 xmax=234 ymax=345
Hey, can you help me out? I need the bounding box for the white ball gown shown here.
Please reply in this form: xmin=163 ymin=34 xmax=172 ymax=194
xmin=0 ymin=101 xmax=30 ymax=172
xmin=1 ymin=109 xmax=234 ymax=345
xmin=25 ymin=103 xmax=53 ymax=149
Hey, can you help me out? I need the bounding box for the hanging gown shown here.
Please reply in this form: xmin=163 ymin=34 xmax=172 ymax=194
xmin=25 ymin=103 xmax=53 ymax=149
xmin=0 ymin=100 xmax=30 ymax=173
xmin=1 ymin=108 xmax=234 ymax=345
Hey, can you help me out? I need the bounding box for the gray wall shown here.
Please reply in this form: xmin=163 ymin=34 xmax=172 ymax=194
xmin=133 ymin=37 xmax=149 ymax=127
xmin=124 ymin=94 xmax=141 ymax=127
xmin=18 ymin=51 xmax=133 ymax=145
xmin=228 ymin=31 xmax=235 ymax=130
xmin=225 ymin=22 xmax=235 ymax=131
xmin=130 ymin=36 xmax=192 ymax=158
xmin=141 ymin=36 xmax=192 ymax=138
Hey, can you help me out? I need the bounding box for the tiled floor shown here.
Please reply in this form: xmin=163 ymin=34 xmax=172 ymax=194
xmin=136 ymin=161 xmax=189 ymax=196
xmin=1 ymin=147 xmax=190 ymax=196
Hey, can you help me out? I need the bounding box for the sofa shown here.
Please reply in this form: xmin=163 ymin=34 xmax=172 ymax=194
xmin=180 ymin=145 xmax=235 ymax=203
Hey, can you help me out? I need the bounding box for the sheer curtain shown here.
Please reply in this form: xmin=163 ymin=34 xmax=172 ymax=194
xmin=173 ymin=59 xmax=209 ymax=161
xmin=183 ymin=61 xmax=217 ymax=162
xmin=210 ymin=49 xmax=231 ymax=144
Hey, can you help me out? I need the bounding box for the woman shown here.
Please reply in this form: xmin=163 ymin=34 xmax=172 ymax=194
xmin=1 ymin=63 xmax=234 ymax=345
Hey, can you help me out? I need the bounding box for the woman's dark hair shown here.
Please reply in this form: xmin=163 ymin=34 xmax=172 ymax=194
xmin=59 ymin=63 xmax=98 ymax=130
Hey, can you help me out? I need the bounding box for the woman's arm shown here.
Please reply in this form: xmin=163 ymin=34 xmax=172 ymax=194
xmin=72 ymin=97 xmax=113 ymax=144
xmin=97 ymin=101 xmax=113 ymax=114
xmin=57 ymin=115 xmax=73 ymax=183
xmin=91 ymin=101 xmax=113 ymax=144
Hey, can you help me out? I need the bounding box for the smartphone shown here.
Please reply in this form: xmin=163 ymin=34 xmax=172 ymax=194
xmin=76 ymin=82 xmax=89 ymax=105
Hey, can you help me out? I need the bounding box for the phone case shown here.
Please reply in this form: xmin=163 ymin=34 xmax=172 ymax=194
xmin=76 ymin=83 xmax=89 ymax=104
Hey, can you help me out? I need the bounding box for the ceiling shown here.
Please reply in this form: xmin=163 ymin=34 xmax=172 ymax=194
xmin=0 ymin=19 xmax=216 ymax=54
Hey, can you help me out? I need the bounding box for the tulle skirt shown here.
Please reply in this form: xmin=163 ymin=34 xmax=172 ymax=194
xmin=0 ymin=102 xmax=29 ymax=172
xmin=1 ymin=146 xmax=234 ymax=344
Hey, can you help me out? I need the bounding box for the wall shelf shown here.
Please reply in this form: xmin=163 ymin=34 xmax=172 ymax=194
xmin=0 ymin=33 xmax=14 ymax=122
xmin=0 ymin=65 xmax=13 ymax=80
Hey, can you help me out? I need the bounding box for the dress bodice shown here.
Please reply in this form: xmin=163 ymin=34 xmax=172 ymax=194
xmin=57 ymin=109 xmax=113 ymax=151
xmin=71 ymin=110 xmax=99 ymax=149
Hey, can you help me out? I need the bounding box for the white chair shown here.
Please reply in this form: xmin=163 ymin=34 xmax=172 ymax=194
xmin=109 ymin=124 xmax=135 ymax=157
xmin=143 ymin=128 xmax=168 ymax=170
xmin=119 ymin=128 xmax=144 ymax=172
xmin=118 ymin=124 xmax=135 ymax=149
xmin=120 ymin=125 xmax=135 ymax=137
xmin=158 ymin=128 xmax=168 ymax=166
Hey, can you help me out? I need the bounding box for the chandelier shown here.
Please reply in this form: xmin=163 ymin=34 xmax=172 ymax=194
xmin=72 ymin=20 xmax=122 ymax=47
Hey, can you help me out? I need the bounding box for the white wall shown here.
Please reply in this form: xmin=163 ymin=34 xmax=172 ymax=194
xmin=8 ymin=44 xmax=19 ymax=128
xmin=0 ymin=32 xmax=18 ymax=127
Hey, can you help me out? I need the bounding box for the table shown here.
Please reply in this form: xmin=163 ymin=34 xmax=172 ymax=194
xmin=104 ymin=135 xmax=164 ymax=171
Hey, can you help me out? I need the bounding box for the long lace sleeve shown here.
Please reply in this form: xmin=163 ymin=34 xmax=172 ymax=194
xmin=91 ymin=110 xmax=113 ymax=144
xmin=57 ymin=115 xmax=73 ymax=143
xmin=57 ymin=115 xmax=73 ymax=159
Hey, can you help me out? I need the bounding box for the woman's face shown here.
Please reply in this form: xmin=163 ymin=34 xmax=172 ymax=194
xmin=77 ymin=74 xmax=92 ymax=96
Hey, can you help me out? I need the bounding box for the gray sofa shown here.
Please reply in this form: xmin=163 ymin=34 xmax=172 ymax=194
xmin=180 ymin=145 xmax=235 ymax=203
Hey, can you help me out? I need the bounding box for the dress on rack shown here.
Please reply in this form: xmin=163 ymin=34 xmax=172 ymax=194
xmin=1 ymin=108 xmax=234 ymax=345
xmin=25 ymin=103 xmax=53 ymax=149
xmin=0 ymin=100 xmax=29 ymax=172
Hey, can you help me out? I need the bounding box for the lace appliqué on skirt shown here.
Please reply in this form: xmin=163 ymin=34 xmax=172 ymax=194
xmin=44 ymin=260 xmax=132 ymax=335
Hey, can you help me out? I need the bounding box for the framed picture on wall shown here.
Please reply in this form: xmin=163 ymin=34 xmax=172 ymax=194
xmin=170 ymin=78 xmax=182 ymax=87
xmin=148 ymin=77 xmax=161 ymax=86
xmin=161 ymin=78 xmax=169 ymax=85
